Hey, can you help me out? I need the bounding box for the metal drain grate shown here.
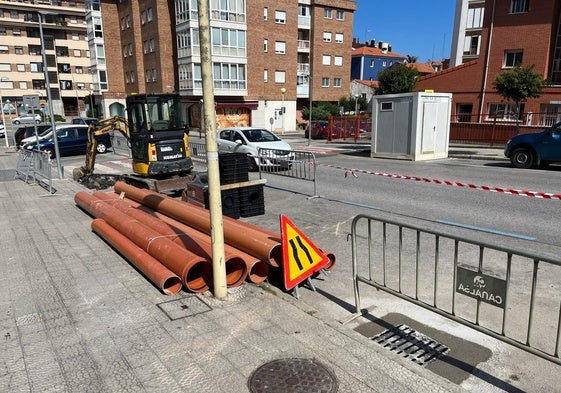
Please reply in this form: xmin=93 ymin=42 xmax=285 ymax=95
xmin=157 ymin=296 xmax=212 ymax=320
xmin=372 ymin=324 xmax=449 ymax=366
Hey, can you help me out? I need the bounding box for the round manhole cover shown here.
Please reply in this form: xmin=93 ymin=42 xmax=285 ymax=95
xmin=248 ymin=358 xmax=338 ymax=393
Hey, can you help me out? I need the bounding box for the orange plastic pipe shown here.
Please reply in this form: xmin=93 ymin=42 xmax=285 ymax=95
xmin=92 ymin=191 xmax=248 ymax=288
xmin=98 ymin=191 xmax=269 ymax=284
xmin=75 ymin=191 xmax=212 ymax=293
xmin=113 ymin=182 xmax=283 ymax=267
xmin=91 ymin=218 xmax=182 ymax=295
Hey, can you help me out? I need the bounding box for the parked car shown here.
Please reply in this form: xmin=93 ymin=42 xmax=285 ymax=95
xmin=20 ymin=124 xmax=70 ymax=147
xmin=11 ymin=113 xmax=42 ymax=125
xmin=217 ymin=127 xmax=293 ymax=171
xmin=14 ymin=125 xmax=52 ymax=149
xmin=24 ymin=125 xmax=111 ymax=158
xmin=504 ymin=122 xmax=561 ymax=169
xmin=72 ymin=117 xmax=99 ymax=126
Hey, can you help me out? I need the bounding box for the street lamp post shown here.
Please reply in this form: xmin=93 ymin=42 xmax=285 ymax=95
xmin=38 ymin=11 xmax=63 ymax=178
xmin=307 ymin=75 xmax=312 ymax=146
xmin=0 ymin=87 xmax=8 ymax=147
xmin=280 ymin=87 xmax=286 ymax=134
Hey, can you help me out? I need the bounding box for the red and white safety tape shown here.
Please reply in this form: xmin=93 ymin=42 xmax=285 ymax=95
xmin=317 ymin=163 xmax=561 ymax=200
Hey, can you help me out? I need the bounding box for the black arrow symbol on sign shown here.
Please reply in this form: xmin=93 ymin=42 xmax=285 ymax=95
xmin=289 ymin=236 xmax=314 ymax=271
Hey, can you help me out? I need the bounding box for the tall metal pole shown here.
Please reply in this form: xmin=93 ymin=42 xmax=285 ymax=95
xmin=198 ymin=0 xmax=227 ymax=299
xmin=308 ymin=75 xmax=312 ymax=146
xmin=38 ymin=12 xmax=63 ymax=178
xmin=0 ymin=88 xmax=8 ymax=147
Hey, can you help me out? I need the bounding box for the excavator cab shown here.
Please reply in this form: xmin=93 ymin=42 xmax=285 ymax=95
xmin=126 ymin=94 xmax=193 ymax=177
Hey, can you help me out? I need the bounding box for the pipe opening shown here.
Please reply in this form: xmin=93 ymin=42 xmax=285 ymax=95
xmin=226 ymin=257 xmax=248 ymax=288
xmin=162 ymin=276 xmax=183 ymax=295
xmin=184 ymin=261 xmax=212 ymax=293
xmin=247 ymin=260 xmax=269 ymax=284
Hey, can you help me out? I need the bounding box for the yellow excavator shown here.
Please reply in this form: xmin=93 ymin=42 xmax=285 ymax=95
xmin=73 ymin=93 xmax=194 ymax=192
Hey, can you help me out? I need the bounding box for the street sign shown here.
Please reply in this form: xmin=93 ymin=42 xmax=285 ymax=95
xmin=280 ymin=215 xmax=329 ymax=290
xmin=23 ymin=94 xmax=40 ymax=109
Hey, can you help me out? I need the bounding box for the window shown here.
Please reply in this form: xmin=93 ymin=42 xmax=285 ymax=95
xmin=72 ymin=33 xmax=79 ymax=40
xmin=263 ymin=39 xmax=268 ymax=52
xmin=130 ymin=71 xmax=135 ymax=83
xmin=323 ymin=32 xmax=332 ymax=42
xmin=264 ymin=7 xmax=267 ymax=21
xmin=275 ymin=41 xmax=286 ymax=54
xmin=211 ymin=27 xmax=246 ymax=57
xmin=0 ymin=64 xmax=10 ymax=72
xmin=335 ymin=33 xmax=343 ymax=43
xmin=74 ymin=49 xmax=81 ymax=57
xmin=77 ymin=82 xmax=85 ymax=90
xmin=333 ymin=78 xmax=342 ymax=87
xmin=334 ymin=56 xmax=343 ymax=66
xmin=322 ymin=55 xmax=331 ymax=65
xmin=381 ymin=102 xmax=393 ymax=111
xmin=149 ymin=39 xmax=155 ymax=52
xmin=275 ymin=10 xmax=286 ymax=24
xmin=275 ymin=70 xmax=286 ymax=83
xmin=59 ymin=63 xmax=71 ymax=73
xmin=488 ymin=103 xmax=523 ymax=120
xmin=120 ymin=17 xmax=125 ymax=30
xmin=125 ymin=15 xmax=130 ymax=28
xmin=324 ymin=9 xmax=332 ymax=19
xmin=30 ymin=63 xmax=43 ymax=72
xmin=60 ymin=80 xmax=72 ymax=90
xmin=19 ymin=81 xmax=27 ymax=90
xmin=147 ymin=8 xmax=153 ymax=22
xmin=70 ymin=16 xmax=77 ymax=24
xmin=336 ymin=10 xmax=344 ymax=20
xmin=463 ymin=35 xmax=480 ymax=55
xmin=33 ymin=79 xmax=45 ymax=90
xmin=128 ymin=43 xmax=133 ymax=56
xmin=504 ymin=50 xmax=523 ymax=67
xmin=15 ymin=46 xmax=23 ymax=55
xmin=76 ymin=66 xmax=83 ymax=74
xmin=0 ymin=28 xmax=5 ymax=35
xmin=382 ymin=60 xmax=387 ymax=67
xmin=13 ymin=28 xmax=21 ymax=36
xmin=29 ymin=45 xmax=41 ymax=55
xmin=370 ymin=60 xmax=375 ymax=67
xmin=141 ymin=10 xmax=146 ymax=24
xmin=0 ymin=45 xmax=8 ymax=54
xmin=151 ymin=68 xmax=157 ymax=82
xmin=10 ymin=10 xmax=18 ymax=19
xmin=510 ymin=0 xmax=529 ymax=13
xmin=212 ymin=63 xmax=246 ymax=89
xmin=143 ymin=41 xmax=148 ymax=54
xmin=17 ymin=64 xmax=25 ymax=72
xmin=321 ymin=77 xmax=330 ymax=87
xmin=264 ymin=69 xmax=268 ymax=82
xmin=56 ymin=46 xmax=69 ymax=56
xmin=467 ymin=6 xmax=484 ymax=28
xmin=124 ymin=45 xmax=129 ymax=57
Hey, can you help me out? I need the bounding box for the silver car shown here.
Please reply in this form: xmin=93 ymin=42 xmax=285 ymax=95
xmin=11 ymin=113 xmax=42 ymax=125
xmin=217 ymin=127 xmax=293 ymax=171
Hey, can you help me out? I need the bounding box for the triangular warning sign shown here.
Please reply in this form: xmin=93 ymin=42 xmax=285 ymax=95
xmin=280 ymin=215 xmax=329 ymax=290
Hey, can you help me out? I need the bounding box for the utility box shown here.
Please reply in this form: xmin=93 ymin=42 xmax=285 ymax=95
xmin=371 ymin=92 xmax=452 ymax=161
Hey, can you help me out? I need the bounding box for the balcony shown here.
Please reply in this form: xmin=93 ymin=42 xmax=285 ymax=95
xmin=297 ymin=63 xmax=310 ymax=74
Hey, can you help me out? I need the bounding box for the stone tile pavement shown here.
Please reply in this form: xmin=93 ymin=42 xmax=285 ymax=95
xmin=0 ymin=146 xmax=466 ymax=392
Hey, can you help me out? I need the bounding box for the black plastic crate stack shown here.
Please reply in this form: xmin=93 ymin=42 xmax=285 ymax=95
xmin=219 ymin=153 xmax=249 ymax=185
xmin=185 ymin=173 xmax=240 ymax=219
xmin=184 ymin=152 xmax=265 ymax=218
xmin=238 ymin=184 xmax=264 ymax=217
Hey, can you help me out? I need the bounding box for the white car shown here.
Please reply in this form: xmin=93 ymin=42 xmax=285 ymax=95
xmin=217 ymin=127 xmax=293 ymax=171
xmin=11 ymin=113 xmax=42 ymax=125
xmin=19 ymin=125 xmax=56 ymax=146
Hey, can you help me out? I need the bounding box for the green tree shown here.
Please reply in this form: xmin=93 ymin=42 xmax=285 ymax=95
xmin=375 ymin=64 xmax=419 ymax=95
xmin=339 ymin=96 xmax=368 ymax=113
xmin=301 ymin=101 xmax=340 ymax=121
xmin=492 ymin=64 xmax=546 ymax=133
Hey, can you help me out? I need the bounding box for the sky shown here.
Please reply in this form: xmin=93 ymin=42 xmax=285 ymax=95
xmin=353 ymin=0 xmax=457 ymax=62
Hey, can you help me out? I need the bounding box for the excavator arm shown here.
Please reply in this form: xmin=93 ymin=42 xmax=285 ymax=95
xmin=73 ymin=116 xmax=130 ymax=182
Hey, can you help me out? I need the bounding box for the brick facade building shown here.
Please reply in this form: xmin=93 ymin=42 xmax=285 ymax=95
xmin=418 ymin=0 xmax=561 ymax=127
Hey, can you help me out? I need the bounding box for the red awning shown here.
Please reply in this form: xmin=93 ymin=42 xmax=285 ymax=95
xmin=214 ymin=101 xmax=259 ymax=109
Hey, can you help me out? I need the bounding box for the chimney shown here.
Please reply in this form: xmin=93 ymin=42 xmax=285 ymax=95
xmin=370 ymin=39 xmax=375 ymax=47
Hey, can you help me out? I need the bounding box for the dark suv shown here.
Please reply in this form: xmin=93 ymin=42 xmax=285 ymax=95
xmin=504 ymin=122 xmax=561 ymax=168
xmin=14 ymin=125 xmax=51 ymax=149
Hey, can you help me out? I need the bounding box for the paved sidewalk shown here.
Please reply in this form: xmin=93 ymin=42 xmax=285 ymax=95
xmin=0 ymin=146 xmax=465 ymax=392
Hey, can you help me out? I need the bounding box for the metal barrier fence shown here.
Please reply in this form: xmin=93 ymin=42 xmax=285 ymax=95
xmin=110 ymin=132 xmax=131 ymax=157
xmin=14 ymin=149 xmax=56 ymax=194
xmin=257 ymin=148 xmax=317 ymax=197
xmin=346 ymin=213 xmax=561 ymax=365
xmin=189 ymin=141 xmax=207 ymax=165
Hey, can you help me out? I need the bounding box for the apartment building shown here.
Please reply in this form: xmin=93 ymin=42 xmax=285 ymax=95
xmin=95 ymin=0 xmax=356 ymax=132
xmin=0 ymin=0 xmax=94 ymax=118
xmin=419 ymin=0 xmax=561 ymax=125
